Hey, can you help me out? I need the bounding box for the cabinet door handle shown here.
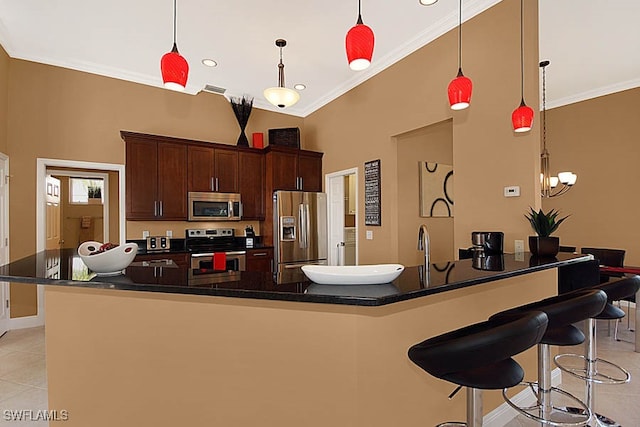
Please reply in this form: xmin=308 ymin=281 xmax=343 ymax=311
xmin=215 ymin=177 xmax=219 ymax=191
xmin=252 ymin=252 xmax=268 ymax=257
xmin=159 ymin=201 xmax=163 ymax=217
xmin=154 ymin=201 xmax=158 ymax=217
xmin=299 ymin=176 xmax=303 ymax=190
xmin=211 ymin=177 xmax=215 ymax=191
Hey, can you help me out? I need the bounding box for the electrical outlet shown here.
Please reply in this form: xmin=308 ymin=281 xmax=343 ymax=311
xmin=142 ymin=230 xmax=149 ymax=238
xmin=166 ymin=230 xmax=173 ymax=238
xmin=514 ymin=239 xmax=525 ymax=253
xmin=366 ymin=230 xmax=373 ymax=240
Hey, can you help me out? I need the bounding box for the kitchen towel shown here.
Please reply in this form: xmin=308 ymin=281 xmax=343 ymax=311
xmin=213 ymin=252 xmax=226 ymax=271
xmin=81 ymin=216 xmax=92 ymax=229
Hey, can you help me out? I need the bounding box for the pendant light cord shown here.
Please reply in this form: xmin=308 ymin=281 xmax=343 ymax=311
xmin=519 ymin=0 xmax=524 ymax=101
xmin=357 ymin=0 xmax=363 ymax=24
xmin=542 ymin=62 xmax=547 ymax=151
xmin=458 ymin=0 xmax=462 ymax=70
xmin=172 ymin=0 xmax=177 ymax=45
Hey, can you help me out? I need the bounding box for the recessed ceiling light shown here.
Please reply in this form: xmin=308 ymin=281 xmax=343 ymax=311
xmin=419 ymin=0 xmax=438 ymax=5
xmin=202 ymin=59 xmax=218 ymax=67
xmin=294 ymin=84 xmax=306 ymax=90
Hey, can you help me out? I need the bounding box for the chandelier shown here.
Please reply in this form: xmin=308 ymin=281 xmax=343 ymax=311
xmin=540 ymin=60 xmax=577 ymax=198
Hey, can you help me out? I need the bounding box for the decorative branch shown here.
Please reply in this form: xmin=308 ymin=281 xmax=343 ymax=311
xmin=229 ymin=96 xmax=254 ymax=146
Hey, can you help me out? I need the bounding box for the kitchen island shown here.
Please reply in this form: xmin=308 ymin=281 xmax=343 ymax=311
xmin=0 ymin=251 xmax=591 ymax=427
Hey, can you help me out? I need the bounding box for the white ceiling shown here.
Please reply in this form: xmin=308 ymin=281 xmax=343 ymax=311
xmin=0 ymin=0 xmax=638 ymax=117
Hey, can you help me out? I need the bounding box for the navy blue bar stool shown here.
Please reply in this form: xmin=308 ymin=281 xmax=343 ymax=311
xmin=554 ymin=276 xmax=640 ymax=427
xmin=408 ymin=311 xmax=548 ymax=427
xmin=490 ymin=288 xmax=607 ymax=426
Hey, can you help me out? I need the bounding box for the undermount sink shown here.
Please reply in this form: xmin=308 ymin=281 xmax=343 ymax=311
xmin=301 ymin=264 xmax=405 ymax=285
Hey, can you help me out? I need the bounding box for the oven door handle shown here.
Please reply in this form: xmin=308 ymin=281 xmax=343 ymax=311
xmin=191 ymin=253 xmax=215 ymax=259
xmin=223 ymin=251 xmax=246 ymax=256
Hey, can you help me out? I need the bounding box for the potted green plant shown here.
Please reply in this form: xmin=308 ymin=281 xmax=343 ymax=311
xmin=525 ymin=207 xmax=569 ymax=257
xmin=87 ymin=185 xmax=102 ymax=204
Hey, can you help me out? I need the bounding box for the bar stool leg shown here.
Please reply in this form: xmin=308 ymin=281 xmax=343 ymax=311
xmin=467 ymin=387 xmax=482 ymax=427
xmin=538 ymin=343 xmax=553 ymax=421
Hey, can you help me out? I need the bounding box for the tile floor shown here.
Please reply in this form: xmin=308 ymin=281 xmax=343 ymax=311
xmin=0 ymin=319 xmax=638 ymax=426
xmin=0 ymin=327 xmax=48 ymax=426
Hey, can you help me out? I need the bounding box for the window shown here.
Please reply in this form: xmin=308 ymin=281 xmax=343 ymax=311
xmin=69 ymin=178 xmax=104 ymax=204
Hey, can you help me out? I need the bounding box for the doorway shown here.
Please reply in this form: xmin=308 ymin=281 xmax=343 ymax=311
xmin=30 ymin=158 xmax=126 ymax=327
xmin=326 ymin=168 xmax=358 ymax=266
xmin=0 ymin=153 xmax=9 ymax=337
xmin=47 ymin=171 xmax=110 ymax=249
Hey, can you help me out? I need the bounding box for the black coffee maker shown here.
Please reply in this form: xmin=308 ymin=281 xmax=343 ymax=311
xmin=471 ymin=231 xmax=504 ymax=255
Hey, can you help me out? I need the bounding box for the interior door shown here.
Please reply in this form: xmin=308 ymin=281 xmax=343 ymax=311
xmin=328 ymin=175 xmax=345 ymax=265
xmin=46 ymin=175 xmax=62 ymax=250
xmin=0 ymin=155 xmax=9 ymax=337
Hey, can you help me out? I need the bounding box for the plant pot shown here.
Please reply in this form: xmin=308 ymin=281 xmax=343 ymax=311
xmin=528 ymin=236 xmax=560 ymax=257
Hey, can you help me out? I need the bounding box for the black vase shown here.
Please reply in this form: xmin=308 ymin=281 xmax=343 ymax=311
xmin=237 ymin=129 xmax=249 ymax=147
xmin=528 ymin=236 xmax=560 ymax=257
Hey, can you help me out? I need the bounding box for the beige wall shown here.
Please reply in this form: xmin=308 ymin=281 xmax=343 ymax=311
xmin=397 ymin=120 xmax=454 ymax=264
xmin=0 ymin=46 xmax=8 ymax=153
xmin=304 ymin=0 xmax=540 ymax=264
xmin=542 ymin=87 xmax=640 ymax=265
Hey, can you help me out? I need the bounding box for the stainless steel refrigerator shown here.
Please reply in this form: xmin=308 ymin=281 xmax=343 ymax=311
xmin=273 ymin=191 xmax=327 ymax=273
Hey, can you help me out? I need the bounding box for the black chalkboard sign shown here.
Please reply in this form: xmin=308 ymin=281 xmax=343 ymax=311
xmin=364 ymin=159 xmax=381 ymax=226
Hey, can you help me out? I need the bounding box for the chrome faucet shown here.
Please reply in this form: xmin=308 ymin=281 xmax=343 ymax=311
xmin=418 ymin=224 xmax=430 ymax=267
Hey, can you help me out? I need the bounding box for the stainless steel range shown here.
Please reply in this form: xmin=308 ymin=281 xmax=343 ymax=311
xmin=186 ymin=228 xmax=246 ymax=271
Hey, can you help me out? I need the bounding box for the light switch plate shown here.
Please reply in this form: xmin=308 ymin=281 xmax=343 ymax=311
xmin=504 ymin=186 xmax=520 ymax=197
xmin=142 ymin=230 xmax=149 ymax=238
xmin=366 ymin=230 xmax=373 ymax=240
xmin=515 ymin=239 xmax=525 ymax=253
xmin=166 ymin=230 xmax=173 ymax=238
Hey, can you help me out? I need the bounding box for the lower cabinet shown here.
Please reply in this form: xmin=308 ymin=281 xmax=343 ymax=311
xmin=245 ymin=248 xmax=274 ymax=272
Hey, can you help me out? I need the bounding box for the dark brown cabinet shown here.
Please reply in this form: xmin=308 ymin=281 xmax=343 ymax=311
xmin=187 ymin=145 xmax=238 ymax=193
xmin=238 ymin=149 xmax=265 ymax=220
xmin=245 ymin=248 xmax=274 ymax=272
xmin=123 ymin=133 xmax=187 ymax=220
xmin=266 ymin=146 xmax=323 ymax=192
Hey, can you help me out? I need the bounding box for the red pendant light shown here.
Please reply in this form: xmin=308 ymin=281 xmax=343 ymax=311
xmin=345 ymin=0 xmax=375 ymax=71
xmin=448 ymin=0 xmax=472 ymax=110
xmin=512 ymin=0 xmax=534 ymax=132
xmin=160 ymin=0 xmax=189 ymax=91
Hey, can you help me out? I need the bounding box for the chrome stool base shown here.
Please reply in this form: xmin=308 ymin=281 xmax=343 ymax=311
xmin=502 ymin=381 xmax=591 ymax=427
xmin=436 ymin=423 xmax=466 ymax=427
xmin=561 ymin=407 xmax=621 ymax=427
xmin=555 ymin=353 xmax=630 ymax=384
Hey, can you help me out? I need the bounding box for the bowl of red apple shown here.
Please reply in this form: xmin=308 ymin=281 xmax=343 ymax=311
xmin=77 ymin=241 xmax=139 ymax=276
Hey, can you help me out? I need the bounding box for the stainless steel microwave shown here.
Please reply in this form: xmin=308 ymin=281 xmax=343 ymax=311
xmin=188 ymin=192 xmax=242 ymax=221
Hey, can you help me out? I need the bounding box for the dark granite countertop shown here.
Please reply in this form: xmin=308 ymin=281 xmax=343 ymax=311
xmin=0 ymin=250 xmax=592 ymax=306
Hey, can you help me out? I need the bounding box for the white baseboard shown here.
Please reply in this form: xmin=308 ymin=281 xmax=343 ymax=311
xmin=483 ymin=368 xmax=562 ymax=427
xmin=10 ymin=314 xmax=45 ymax=330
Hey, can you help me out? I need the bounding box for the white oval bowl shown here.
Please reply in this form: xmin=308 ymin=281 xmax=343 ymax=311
xmin=78 ymin=241 xmax=138 ymax=276
xmin=301 ymin=264 xmax=405 ymax=285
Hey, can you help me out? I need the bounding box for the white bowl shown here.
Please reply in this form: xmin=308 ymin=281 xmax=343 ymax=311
xmin=78 ymin=241 xmax=138 ymax=276
xmin=301 ymin=264 xmax=405 ymax=285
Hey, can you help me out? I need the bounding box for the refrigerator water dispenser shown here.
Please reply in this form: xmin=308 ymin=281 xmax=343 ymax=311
xmin=280 ymin=216 xmax=296 ymax=241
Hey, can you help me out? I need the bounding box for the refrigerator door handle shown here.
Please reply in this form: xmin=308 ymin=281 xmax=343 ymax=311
xmin=305 ymin=204 xmax=311 ymax=249
xmin=298 ymin=203 xmax=308 ymax=249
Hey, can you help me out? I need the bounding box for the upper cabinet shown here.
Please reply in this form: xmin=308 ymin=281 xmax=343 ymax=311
xmin=238 ymin=149 xmax=265 ymax=220
xmin=265 ymin=145 xmax=323 ymax=192
xmin=123 ymin=133 xmax=188 ymax=221
xmin=187 ymin=145 xmax=238 ymax=193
